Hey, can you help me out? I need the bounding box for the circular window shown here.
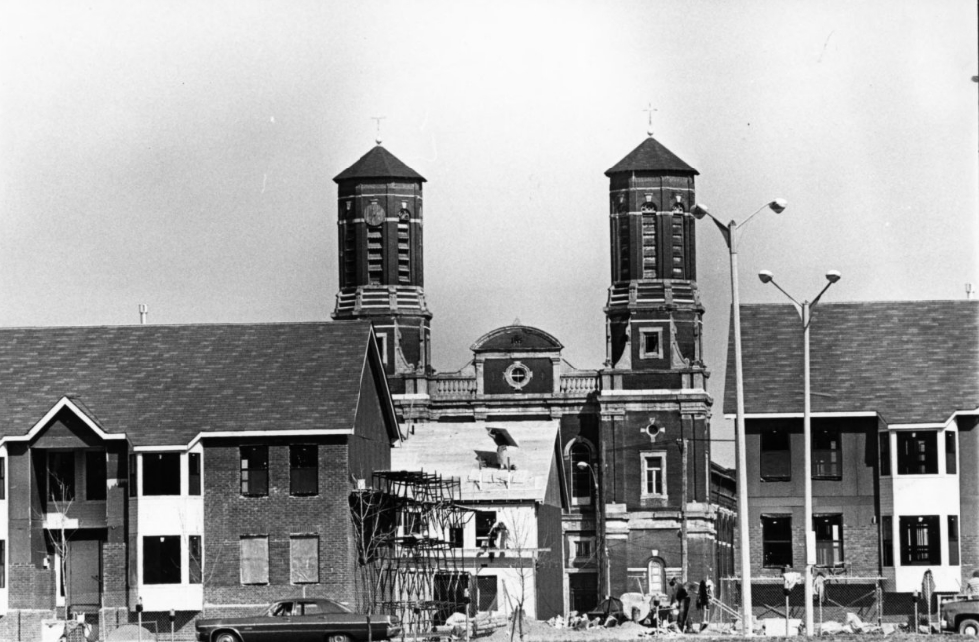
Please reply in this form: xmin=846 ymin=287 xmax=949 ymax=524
xmin=504 ymin=361 xmax=533 ymax=390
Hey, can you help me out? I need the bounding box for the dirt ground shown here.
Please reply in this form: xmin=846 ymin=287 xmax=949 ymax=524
xmin=472 ymin=619 xmax=948 ymax=642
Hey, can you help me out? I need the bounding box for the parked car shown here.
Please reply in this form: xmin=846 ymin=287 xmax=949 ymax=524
xmin=196 ymin=598 xmax=402 ymax=642
xmin=940 ymin=596 xmax=979 ymax=634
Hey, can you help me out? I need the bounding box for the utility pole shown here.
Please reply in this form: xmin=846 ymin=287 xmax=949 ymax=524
xmin=679 ymin=420 xmax=689 ymax=584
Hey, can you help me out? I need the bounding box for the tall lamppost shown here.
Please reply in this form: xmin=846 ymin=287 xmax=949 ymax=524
xmin=576 ymin=461 xmax=611 ymax=601
xmin=758 ymin=269 xmax=841 ymax=637
xmin=691 ymin=199 xmax=788 ymax=635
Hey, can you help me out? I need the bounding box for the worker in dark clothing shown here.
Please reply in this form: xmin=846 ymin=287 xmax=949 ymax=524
xmin=669 ymin=577 xmax=690 ymax=631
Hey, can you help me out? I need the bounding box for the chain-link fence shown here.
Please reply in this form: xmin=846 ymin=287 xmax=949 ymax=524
xmin=719 ymin=576 xmax=884 ymax=632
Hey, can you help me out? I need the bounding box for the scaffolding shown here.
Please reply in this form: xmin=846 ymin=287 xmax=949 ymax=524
xmin=350 ymin=470 xmax=473 ymax=638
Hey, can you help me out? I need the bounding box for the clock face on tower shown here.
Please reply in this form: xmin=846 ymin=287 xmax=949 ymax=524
xmin=364 ymin=202 xmax=385 ymax=226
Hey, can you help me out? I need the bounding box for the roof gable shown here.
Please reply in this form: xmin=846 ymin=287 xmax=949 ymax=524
xmin=605 ymin=136 xmax=698 ymax=176
xmin=0 ymin=321 xmax=377 ymax=447
xmin=333 ymin=145 xmax=426 ymax=183
xmin=724 ymin=300 xmax=979 ymax=425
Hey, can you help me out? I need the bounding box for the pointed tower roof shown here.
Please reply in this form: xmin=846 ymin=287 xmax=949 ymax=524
xmin=333 ymin=145 xmax=426 ymax=183
xmin=605 ymin=136 xmax=698 ymax=176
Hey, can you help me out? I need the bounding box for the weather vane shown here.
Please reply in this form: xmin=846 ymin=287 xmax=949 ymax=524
xmin=643 ymin=103 xmax=657 ymax=137
xmin=371 ymin=116 xmax=386 ymax=145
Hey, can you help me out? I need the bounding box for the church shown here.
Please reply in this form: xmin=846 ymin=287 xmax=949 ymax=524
xmin=331 ymin=135 xmax=737 ymax=614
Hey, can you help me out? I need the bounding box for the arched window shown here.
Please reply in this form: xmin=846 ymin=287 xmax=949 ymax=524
xmin=648 ymin=558 xmax=666 ymax=597
xmin=570 ymin=442 xmax=593 ymax=505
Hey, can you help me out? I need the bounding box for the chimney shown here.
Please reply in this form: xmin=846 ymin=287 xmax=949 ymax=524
xmin=138 ymin=304 xmax=148 ymax=325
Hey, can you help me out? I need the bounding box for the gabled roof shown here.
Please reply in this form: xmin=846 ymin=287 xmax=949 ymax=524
xmin=724 ymin=300 xmax=979 ymax=425
xmin=605 ymin=136 xmax=699 ymax=176
xmin=0 ymin=321 xmax=395 ymax=447
xmin=391 ymin=421 xmax=564 ymax=503
xmin=333 ymin=145 xmax=426 ymax=183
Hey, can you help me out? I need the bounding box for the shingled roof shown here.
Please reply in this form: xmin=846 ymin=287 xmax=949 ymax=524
xmin=333 ymin=145 xmax=426 ymax=183
xmin=605 ymin=136 xmax=699 ymax=176
xmin=723 ymin=300 xmax=979 ymax=425
xmin=0 ymin=321 xmax=391 ymax=447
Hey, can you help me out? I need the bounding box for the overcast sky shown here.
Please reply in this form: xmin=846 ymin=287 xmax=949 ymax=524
xmin=2 ymin=1 xmax=976 ymax=463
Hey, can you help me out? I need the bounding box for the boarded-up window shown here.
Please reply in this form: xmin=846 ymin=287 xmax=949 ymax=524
xmin=240 ymin=536 xmax=269 ymax=585
xmin=290 ymin=536 xmax=319 ymax=584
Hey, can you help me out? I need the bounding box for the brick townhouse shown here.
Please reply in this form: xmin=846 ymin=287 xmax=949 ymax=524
xmin=0 ymin=321 xmax=400 ymax=640
xmin=727 ymin=300 xmax=979 ymax=605
xmin=331 ymin=138 xmax=736 ymax=614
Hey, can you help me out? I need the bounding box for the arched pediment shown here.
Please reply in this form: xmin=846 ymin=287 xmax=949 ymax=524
xmin=470 ymin=325 xmax=564 ymax=354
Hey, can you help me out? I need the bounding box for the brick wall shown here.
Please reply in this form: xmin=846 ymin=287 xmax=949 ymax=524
xmin=201 ymin=437 xmax=358 ymax=611
xmin=8 ymin=563 xmax=55 ymax=609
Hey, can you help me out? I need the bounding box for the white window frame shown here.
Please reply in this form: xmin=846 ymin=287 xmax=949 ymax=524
xmin=638 ymin=327 xmax=663 ymax=360
xmin=641 ymin=452 xmax=667 ymax=498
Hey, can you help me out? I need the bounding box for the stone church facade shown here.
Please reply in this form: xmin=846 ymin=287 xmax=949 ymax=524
xmin=332 ymin=137 xmax=736 ymax=613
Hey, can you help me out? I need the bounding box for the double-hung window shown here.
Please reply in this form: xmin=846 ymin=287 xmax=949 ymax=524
xmin=641 ymin=453 xmax=666 ymax=497
xmin=762 ymin=515 xmax=793 ymax=568
xmin=812 ymin=429 xmax=841 ymax=480
xmin=814 ymin=514 xmax=844 ymax=567
xmin=290 ymin=445 xmax=318 ymax=496
xmin=760 ymin=431 xmax=791 ymax=481
xmin=240 ymin=446 xmax=269 ymax=496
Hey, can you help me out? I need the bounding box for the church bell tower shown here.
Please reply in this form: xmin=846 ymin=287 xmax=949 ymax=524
xmin=603 ymin=133 xmax=706 ymax=389
xmin=333 ymin=144 xmax=432 ymax=383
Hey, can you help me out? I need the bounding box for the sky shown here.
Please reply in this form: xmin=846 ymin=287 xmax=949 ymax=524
xmin=2 ymin=1 xmax=977 ymax=464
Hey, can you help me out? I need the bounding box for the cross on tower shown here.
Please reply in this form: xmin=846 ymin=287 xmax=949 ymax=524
xmin=643 ymin=103 xmax=657 ymax=137
xmin=371 ymin=116 xmax=386 ymax=145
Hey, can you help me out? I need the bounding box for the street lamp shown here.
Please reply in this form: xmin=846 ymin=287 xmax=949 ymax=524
xmin=758 ymin=269 xmax=841 ymax=637
xmin=576 ymin=461 xmax=611 ymax=602
xmin=692 ymin=199 xmax=788 ymax=636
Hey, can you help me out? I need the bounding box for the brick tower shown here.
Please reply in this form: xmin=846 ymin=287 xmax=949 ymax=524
xmin=597 ymin=133 xmax=718 ymax=595
xmin=333 ymin=144 xmax=431 ymax=389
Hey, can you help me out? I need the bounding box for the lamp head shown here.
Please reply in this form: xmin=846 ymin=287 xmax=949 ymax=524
xmin=826 ymin=270 xmax=841 ymax=284
xmin=769 ymin=199 xmax=788 ymax=214
xmin=758 ymin=270 xmax=774 ymax=284
xmin=575 ymin=461 xmax=589 ymax=471
xmin=691 ymin=203 xmax=710 ymax=220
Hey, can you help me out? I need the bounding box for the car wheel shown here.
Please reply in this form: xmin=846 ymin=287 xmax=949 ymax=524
xmin=327 ymin=635 xmax=351 ymax=642
xmin=959 ymin=619 xmax=979 ymax=636
xmin=213 ymin=632 xmax=241 ymax=642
